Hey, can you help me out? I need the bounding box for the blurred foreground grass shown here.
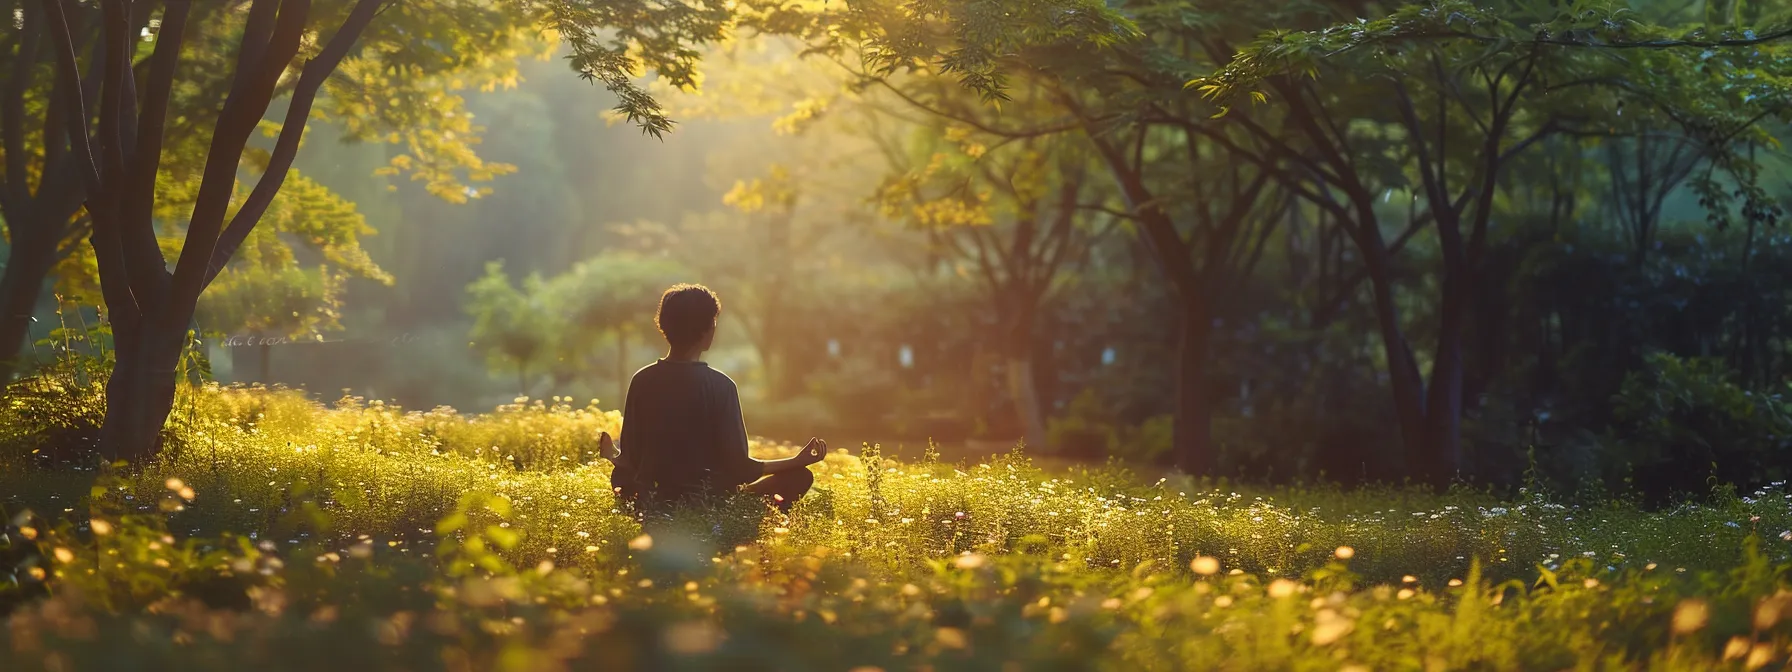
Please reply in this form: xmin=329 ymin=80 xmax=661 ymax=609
xmin=4 ymin=376 xmax=1792 ymax=670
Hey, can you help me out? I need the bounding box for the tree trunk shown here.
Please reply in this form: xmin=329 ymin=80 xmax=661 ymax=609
xmin=256 ymin=339 xmax=272 ymax=382
xmin=99 ymin=323 xmax=186 ymax=462
xmin=1361 ymin=244 xmax=1430 ymax=474
xmin=0 ymin=230 xmax=58 ymax=380
xmin=1005 ymin=351 xmax=1048 ymax=451
xmin=1174 ymin=301 xmax=1215 ymax=475
xmin=1422 ymin=273 xmax=1466 ymax=486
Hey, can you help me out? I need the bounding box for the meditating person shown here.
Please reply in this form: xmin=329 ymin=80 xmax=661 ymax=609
xmin=598 ymin=283 xmax=824 ymax=514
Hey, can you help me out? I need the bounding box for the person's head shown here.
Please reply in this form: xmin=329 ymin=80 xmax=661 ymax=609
xmin=656 ymin=284 xmax=721 ymax=355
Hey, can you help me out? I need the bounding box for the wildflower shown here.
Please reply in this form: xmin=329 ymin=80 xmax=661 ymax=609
xmin=1311 ymin=608 xmax=1354 ymax=646
xmin=935 ymin=627 xmax=968 ymax=649
xmin=1334 ymin=546 xmax=1354 ymax=560
xmin=1267 ymin=579 xmax=1298 ymax=598
xmin=1396 ymin=589 xmax=1415 ymax=600
xmin=1190 ymin=556 xmax=1220 ymax=575
xmin=1757 ymin=598 xmax=1784 ymax=630
xmin=1724 ymin=636 xmax=1750 ymax=661
xmin=628 ymin=534 xmax=653 ymax=551
xmin=52 ymin=547 xmax=73 ymax=563
xmin=1671 ymin=599 xmax=1709 ymax=634
xmin=1746 ymin=643 xmax=1775 ymax=670
xmin=90 ymin=520 xmax=112 ymax=536
xmin=954 ymin=553 xmax=986 ymax=569
xmin=1447 ymin=579 xmax=1463 ymax=587
xmin=1582 ymin=578 xmax=1599 ymax=589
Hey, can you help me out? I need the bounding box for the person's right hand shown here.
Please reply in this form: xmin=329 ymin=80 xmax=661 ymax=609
xmin=797 ymin=437 xmax=827 ymax=466
xmin=598 ymin=431 xmax=619 ymax=461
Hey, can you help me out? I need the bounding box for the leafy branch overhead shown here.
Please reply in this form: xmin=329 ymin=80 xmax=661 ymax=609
xmin=1193 ymin=0 xmax=1792 ymax=111
xmin=520 ymin=0 xmax=733 ymax=137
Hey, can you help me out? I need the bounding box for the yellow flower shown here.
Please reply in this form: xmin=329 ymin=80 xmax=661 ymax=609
xmin=1672 ymin=599 xmax=1710 ymax=635
xmin=1190 ymin=556 xmax=1220 ymax=575
xmin=1724 ymin=636 xmax=1750 ymax=660
xmin=1746 ymin=643 xmax=1775 ymax=670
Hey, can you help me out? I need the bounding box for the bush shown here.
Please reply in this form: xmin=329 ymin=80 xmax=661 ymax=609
xmin=1606 ymin=352 xmax=1792 ymax=504
xmin=1045 ymin=389 xmax=1173 ymax=464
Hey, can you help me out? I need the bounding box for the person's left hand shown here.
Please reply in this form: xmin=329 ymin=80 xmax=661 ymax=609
xmin=797 ymin=437 xmax=827 ymax=466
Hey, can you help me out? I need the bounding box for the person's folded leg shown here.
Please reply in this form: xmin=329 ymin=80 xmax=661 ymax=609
xmin=744 ymin=468 xmax=814 ymax=513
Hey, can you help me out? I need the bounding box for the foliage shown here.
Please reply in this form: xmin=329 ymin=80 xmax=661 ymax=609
xmin=1608 ymin=353 xmax=1792 ymax=504
xmin=1047 ymin=389 xmax=1173 ymax=464
xmin=464 ymin=261 xmax=561 ymax=392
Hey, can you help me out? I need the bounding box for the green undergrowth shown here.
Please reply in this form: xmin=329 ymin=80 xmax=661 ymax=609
xmin=4 ymin=380 xmax=1792 ymax=669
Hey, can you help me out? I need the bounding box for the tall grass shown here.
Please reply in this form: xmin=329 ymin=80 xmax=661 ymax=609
xmin=5 ymin=369 xmax=1792 ymax=669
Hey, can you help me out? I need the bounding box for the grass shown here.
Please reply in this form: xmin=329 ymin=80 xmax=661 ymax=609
xmin=5 ymin=374 xmax=1792 ymax=670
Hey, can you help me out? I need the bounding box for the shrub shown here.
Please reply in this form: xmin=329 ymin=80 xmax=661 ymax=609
xmin=1045 ymin=389 xmax=1172 ymax=464
xmin=1607 ymin=352 xmax=1792 ymax=504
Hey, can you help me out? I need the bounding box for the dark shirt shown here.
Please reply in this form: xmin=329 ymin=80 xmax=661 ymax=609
xmin=612 ymin=359 xmax=760 ymax=503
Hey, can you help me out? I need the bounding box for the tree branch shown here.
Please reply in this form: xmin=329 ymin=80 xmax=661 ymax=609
xmin=171 ymin=0 xmax=314 ymax=305
xmin=40 ymin=0 xmax=100 ymax=196
xmin=1 ymin=5 xmax=43 ymax=214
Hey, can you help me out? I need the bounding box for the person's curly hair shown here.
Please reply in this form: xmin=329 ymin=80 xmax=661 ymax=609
xmin=655 ymin=284 xmax=721 ymax=349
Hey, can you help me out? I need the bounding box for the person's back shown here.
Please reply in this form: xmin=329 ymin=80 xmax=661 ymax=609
xmin=606 ymin=284 xmax=824 ymax=514
xmin=615 ymin=359 xmax=756 ymax=503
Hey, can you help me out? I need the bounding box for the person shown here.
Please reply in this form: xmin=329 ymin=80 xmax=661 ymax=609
xmin=598 ymin=284 xmax=824 ymax=515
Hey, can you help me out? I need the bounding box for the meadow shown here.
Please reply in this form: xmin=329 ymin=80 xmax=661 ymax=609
xmin=5 ymin=371 xmax=1792 ymax=670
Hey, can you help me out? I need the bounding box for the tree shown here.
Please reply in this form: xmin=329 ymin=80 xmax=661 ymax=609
xmin=753 ymin=0 xmax=1792 ymax=482
xmin=743 ymin=0 xmax=1282 ymax=472
xmin=545 ymin=251 xmax=686 ymax=402
xmin=1191 ymin=0 xmax=1792 ymax=483
xmin=871 ymin=120 xmax=1108 ymax=450
xmin=465 ymin=260 xmax=558 ymax=394
xmin=43 ymin=0 xmax=731 ymax=461
xmin=0 ymin=0 xmax=538 ymax=380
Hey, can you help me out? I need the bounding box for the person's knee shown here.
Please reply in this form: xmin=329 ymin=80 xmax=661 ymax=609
xmin=777 ymin=466 xmax=813 ymax=496
xmin=790 ymin=466 xmax=815 ymax=492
